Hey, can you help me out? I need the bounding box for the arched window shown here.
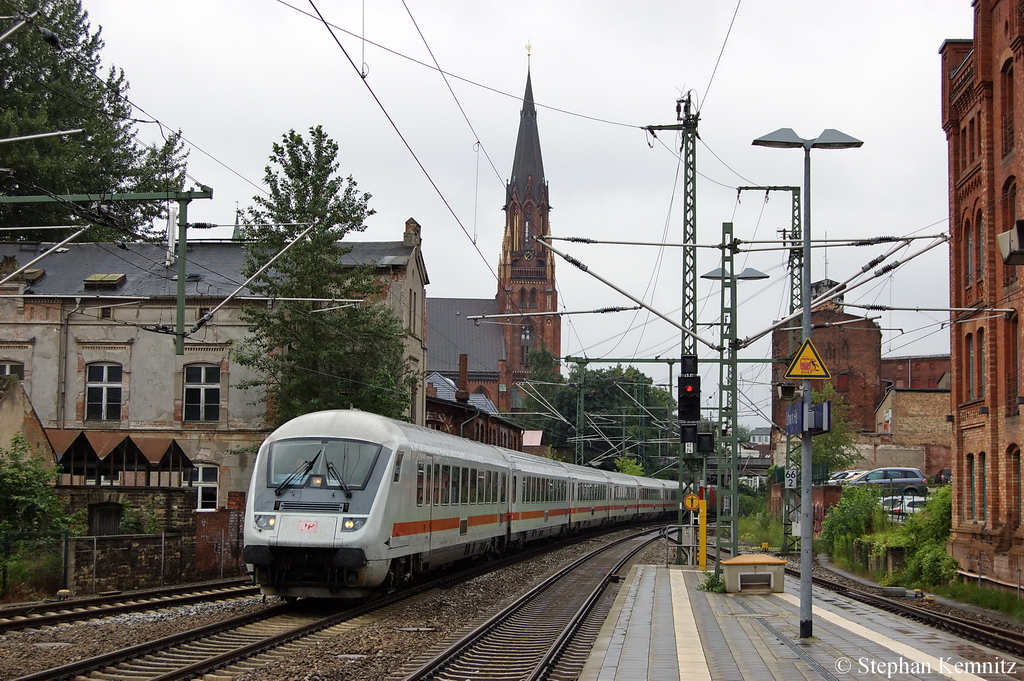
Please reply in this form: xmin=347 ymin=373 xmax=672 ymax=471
xmin=520 ymin=322 xmax=534 ymax=367
xmin=967 ymin=453 xmax=976 ymax=519
xmin=977 ymin=209 xmax=985 ymax=280
xmin=980 ymin=452 xmax=987 ymax=521
xmin=1003 ymin=59 xmax=1015 ymax=157
xmin=1014 ymin=448 xmax=1022 ymax=528
xmin=86 ymin=362 xmax=122 ymax=421
xmin=184 ymin=364 xmax=221 ymax=422
xmin=978 ymin=328 xmax=986 ymax=398
xmin=965 ymin=333 xmax=975 ymax=400
xmin=519 ymin=288 xmax=527 ymax=308
xmin=1009 ymin=314 xmax=1019 ymax=412
xmin=529 ymin=288 xmax=538 ymax=309
xmin=1005 ymin=178 xmax=1018 ymax=285
xmin=965 ymin=218 xmax=973 ymax=287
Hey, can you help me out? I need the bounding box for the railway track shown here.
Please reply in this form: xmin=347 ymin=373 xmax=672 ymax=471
xmin=391 ymin=528 xmax=662 ymax=681
xmin=15 ymin=526 xmax=664 ymax=681
xmin=0 ymin=578 xmax=258 ymax=634
xmin=795 ymin=565 xmax=1024 ymax=659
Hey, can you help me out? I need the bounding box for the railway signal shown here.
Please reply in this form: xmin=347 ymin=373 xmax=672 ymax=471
xmin=678 ymin=375 xmax=701 ymax=422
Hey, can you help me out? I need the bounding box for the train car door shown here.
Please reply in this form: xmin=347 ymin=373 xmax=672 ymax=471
xmin=413 ymin=454 xmax=433 ymax=555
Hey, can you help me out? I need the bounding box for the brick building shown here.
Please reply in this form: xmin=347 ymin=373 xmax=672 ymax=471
xmin=879 ymin=355 xmax=951 ymax=390
xmin=941 ymin=1 xmax=1024 ymax=583
xmin=771 ymin=297 xmax=883 ymax=433
xmin=428 ymin=70 xmax=560 ymax=411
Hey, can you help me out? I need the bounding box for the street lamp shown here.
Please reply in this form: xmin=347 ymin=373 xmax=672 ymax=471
xmin=752 ymin=127 xmax=862 ymax=639
xmin=702 ymin=234 xmax=768 ymax=571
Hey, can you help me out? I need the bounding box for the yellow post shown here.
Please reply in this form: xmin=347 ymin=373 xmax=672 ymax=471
xmin=698 ymin=499 xmax=707 ymax=571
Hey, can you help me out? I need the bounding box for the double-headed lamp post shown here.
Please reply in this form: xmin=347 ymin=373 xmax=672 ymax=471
xmin=752 ymin=127 xmax=862 ymax=639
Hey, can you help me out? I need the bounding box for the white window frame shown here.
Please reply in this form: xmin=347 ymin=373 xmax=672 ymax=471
xmin=184 ymin=364 xmax=221 ymax=422
xmin=86 ymin=362 xmax=122 ymax=421
xmin=189 ymin=465 xmax=219 ymax=511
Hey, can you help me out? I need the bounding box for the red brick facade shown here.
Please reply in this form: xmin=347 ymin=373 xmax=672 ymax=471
xmin=941 ymin=1 xmax=1024 ymax=583
xmin=771 ymin=306 xmax=883 ymax=432
xmin=879 ymin=355 xmax=950 ymax=390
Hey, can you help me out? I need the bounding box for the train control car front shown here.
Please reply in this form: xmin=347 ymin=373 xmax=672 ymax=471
xmin=242 ymin=410 xmax=399 ymax=599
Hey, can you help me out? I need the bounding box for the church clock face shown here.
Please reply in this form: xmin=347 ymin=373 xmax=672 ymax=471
xmin=522 ymin=250 xmax=535 ymax=261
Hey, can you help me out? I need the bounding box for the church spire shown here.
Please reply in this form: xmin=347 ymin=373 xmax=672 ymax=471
xmin=509 ymin=69 xmax=544 ymax=205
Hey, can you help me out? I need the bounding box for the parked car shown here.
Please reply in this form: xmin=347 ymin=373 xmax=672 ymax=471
xmin=847 ymin=467 xmax=928 ymax=496
xmin=880 ymin=494 xmax=929 ymax=520
xmin=934 ymin=469 xmax=951 ymax=485
xmin=828 ymin=469 xmax=866 ymax=484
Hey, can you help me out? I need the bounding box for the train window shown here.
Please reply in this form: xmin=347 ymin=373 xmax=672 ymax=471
xmin=442 ymin=465 xmax=451 ymax=505
xmin=268 ymin=438 xmax=382 ymax=490
xmin=433 ymin=464 xmax=442 ymax=505
xmin=492 ymin=471 xmax=499 ymax=504
xmin=416 ymin=462 xmax=425 ymax=506
xmin=481 ymin=470 xmax=489 ymax=503
xmin=470 ymin=468 xmax=478 ymax=503
xmin=461 ymin=468 xmax=470 ymax=504
xmin=393 ymin=451 xmax=404 ymax=483
xmin=501 ymin=473 xmax=507 ymax=503
xmin=451 ymin=466 xmax=460 ymax=505
xmin=485 ymin=470 xmax=493 ymax=503
xmin=511 ymin=475 xmax=517 ymax=503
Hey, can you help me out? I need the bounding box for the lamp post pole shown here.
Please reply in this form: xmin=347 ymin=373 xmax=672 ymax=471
xmin=752 ymin=128 xmax=861 ymax=639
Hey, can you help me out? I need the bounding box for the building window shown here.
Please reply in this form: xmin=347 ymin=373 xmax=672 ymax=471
xmin=0 ymin=362 xmax=24 ymax=379
xmin=184 ymin=364 xmax=220 ymax=422
xmin=86 ymin=363 xmax=122 ymax=420
xmin=187 ymin=465 xmax=219 ymax=511
xmin=980 ymin=452 xmax=987 ymax=522
xmin=967 ymin=453 xmax=975 ymax=520
xmin=969 ymin=117 xmax=976 ymax=164
xmin=1005 ymin=179 xmax=1018 ymax=285
xmin=964 ymin=218 xmax=973 ymax=287
xmin=520 ymin=322 xmax=534 ymax=367
xmin=965 ymin=334 xmax=974 ymax=400
xmin=1003 ymin=60 xmax=1015 ymax=157
xmin=978 ymin=328 xmax=985 ymax=398
xmin=977 ymin=209 xmax=984 ymax=281
xmin=1015 ymin=450 xmax=1022 ymax=528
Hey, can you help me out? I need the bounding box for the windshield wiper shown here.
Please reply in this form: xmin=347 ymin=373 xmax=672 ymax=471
xmin=325 ymin=460 xmax=353 ymax=498
xmin=274 ymin=449 xmax=322 ymax=496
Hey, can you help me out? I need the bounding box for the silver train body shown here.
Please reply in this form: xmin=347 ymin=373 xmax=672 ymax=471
xmin=242 ymin=409 xmax=677 ymax=599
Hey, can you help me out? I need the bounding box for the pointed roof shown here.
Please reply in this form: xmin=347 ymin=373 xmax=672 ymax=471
xmin=509 ymin=70 xmax=545 ymax=204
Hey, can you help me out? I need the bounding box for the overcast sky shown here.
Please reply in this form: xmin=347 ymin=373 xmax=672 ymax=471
xmin=82 ymin=0 xmax=974 ymax=426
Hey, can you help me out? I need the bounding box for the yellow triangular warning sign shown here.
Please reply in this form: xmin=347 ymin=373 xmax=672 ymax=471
xmin=784 ymin=339 xmax=831 ymax=379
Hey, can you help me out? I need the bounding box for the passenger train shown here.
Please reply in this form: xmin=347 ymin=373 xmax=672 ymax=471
xmin=242 ymin=409 xmax=679 ymax=599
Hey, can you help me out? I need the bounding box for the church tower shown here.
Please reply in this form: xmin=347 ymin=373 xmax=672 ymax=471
xmin=498 ymin=69 xmax=560 ymax=381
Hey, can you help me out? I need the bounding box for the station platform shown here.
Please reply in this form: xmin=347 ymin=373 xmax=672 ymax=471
xmin=579 ymin=564 xmax=1024 ymax=681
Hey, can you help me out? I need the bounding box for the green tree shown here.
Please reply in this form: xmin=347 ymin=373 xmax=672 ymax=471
xmin=0 ymin=0 xmax=187 ymax=240
xmin=811 ymin=383 xmax=860 ymax=471
xmin=518 ymin=344 xmax=565 ymax=434
xmin=535 ymin=363 xmax=676 ymax=468
xmin=614 ymin=456 xmax=645 ymax=476
xmin=234 ymin=126 xmax=413 ymax=427
xmin=0 ymin=434 xmax=78 ymax=535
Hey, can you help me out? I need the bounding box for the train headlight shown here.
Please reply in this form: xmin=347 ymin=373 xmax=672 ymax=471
xmin=254 ymin=514 xmax=277 ymax=530
xmin=341 ymin=517 xmax=366 ymax=532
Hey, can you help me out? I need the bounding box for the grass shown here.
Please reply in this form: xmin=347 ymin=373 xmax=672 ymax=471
xmin=932 ymin=580 xmax=1024 ymax=620
xmin=737 ymin=513 xmax=784 ymax=549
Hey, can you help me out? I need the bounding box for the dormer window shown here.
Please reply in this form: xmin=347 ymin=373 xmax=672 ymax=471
xmin=84 ymin=273 xmax=126 ymax=290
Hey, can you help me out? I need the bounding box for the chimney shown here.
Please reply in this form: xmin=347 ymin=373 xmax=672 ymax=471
xmin=426 ymin=381 xmax=437 ymax=398
xmin=404 ymin=217 xmax=421 ymax=248
xmin=456 ymin=354 xmax=470 ymax=403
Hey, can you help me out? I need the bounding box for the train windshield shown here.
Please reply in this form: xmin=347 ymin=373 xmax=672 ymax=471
xmin=268 ymin=438 xmax=382 ymax=491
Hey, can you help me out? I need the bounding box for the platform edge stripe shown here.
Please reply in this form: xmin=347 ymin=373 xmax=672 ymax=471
xmin=775 ymin=592 xmax=989 ymax=681
xmin=669 ymin=568 xmax=711 ymax=681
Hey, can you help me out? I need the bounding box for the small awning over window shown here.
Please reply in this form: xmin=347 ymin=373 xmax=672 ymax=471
xmin=46 ymin=429 xmax=194 ymax=487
